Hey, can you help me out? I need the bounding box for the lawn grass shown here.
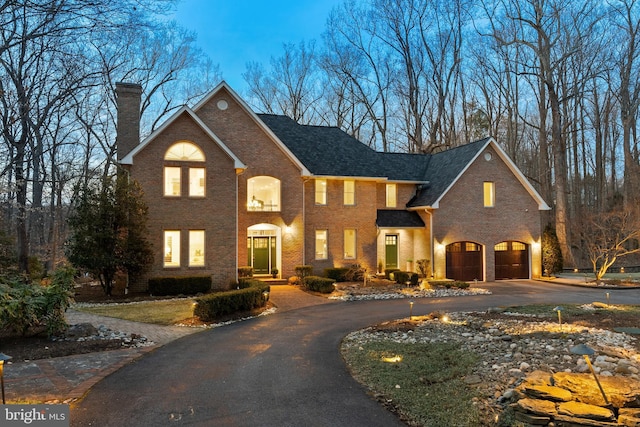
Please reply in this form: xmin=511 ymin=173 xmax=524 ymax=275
xmin=503 ymin=303 xmax=640 ymax=318
xmin=342 ymin=341 xmax=482 ymax=427
xmin=74 ymin=299 xmax=195 ymax=325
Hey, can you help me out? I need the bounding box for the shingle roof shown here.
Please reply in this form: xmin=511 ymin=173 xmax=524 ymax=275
xmin=258 ymin=114 xmax=430 ymax=181
xmin=407 ymin=138 xmax=490 ymax=208
xmin=376 ymin=210 xmax=425 ymax=228
xmin=257 ymin=114 xmax=489 ymax=207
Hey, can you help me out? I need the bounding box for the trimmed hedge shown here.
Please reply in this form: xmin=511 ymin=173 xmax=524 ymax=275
xmin=148 ymin=275 xmax=211 ymax=296
xmin=194 ymin=280 xmax=270 ymax=321
xmin=325 ymin=267 xmax=349 ymax=282
xmin=304 ymin=275 xmax=336 ymax=293
xmin=393 ymin=271 xmax=419 ymax=286
xmin=385 ymin=268 xmax=400 ymax=280
xmin=238 ymin=266 xmax=254 ymax=278
xmin=295 ymin=265 xmax=313 ymax=281
xmin=428 ymin=280 xmax=470 ymax=289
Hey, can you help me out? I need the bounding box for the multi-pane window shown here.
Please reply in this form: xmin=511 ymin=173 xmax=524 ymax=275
xmin=189 ymin=168 xmax=205 ymax=197
xmin=344 ymin=229 xmax=356 ymax=259
xmin=189 ymin=230 xmax=205 ymax=267
xmin=315 ymin=179 xmax=327 ymax=205
xmin=386 ymin=183 xmax=397 ymax=208
xmin=247 ymin=176 xmax=281 ymax=211
xmin=164 ymin=167 xmax=181 ymax=196
xmin=315 ymin=230 xmax=328 ymax=259
xmin=344 ymin=180 xmax=355 ymax=205
xmin=163 ymin=230 xmax=180 ymax=267
xmin=483 ymin=182 xmax=495 ymax=207
xmin=163 ymin=142 xmax=206 ymax=198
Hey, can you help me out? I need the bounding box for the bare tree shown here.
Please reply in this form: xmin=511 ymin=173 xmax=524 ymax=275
xmin=581 ymin=207 xmax=640 ymax=284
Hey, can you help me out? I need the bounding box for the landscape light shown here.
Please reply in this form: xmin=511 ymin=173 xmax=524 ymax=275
xmin=0 ymin=353 xmax=12 ymax=404
xmin=606 ymin=292 xmax=610 ymax=306
xmin=553 ymin=306 xmax=563 ymax=330
xmin=409 ymin=301 xmax=414 ymax=319
xmin=570 ymin=344 xmax=609 ymax=406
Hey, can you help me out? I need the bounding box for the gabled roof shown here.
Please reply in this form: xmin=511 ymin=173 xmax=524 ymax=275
xmin=376 ymin=210 xmax=425 ymax=228
xmin=407 ymin=137 xmax=550 ymax=210
xmin=120 ymin=106 xmax=246 ymax=170
xmin=194 ymin=83 xmax=311 ymax=176
xmin=258 ymin=114 xmax=429 ymax=182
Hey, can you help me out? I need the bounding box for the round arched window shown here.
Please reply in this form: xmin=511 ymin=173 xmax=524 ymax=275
xmin=165 ymin=141 xmax=205 ymax=161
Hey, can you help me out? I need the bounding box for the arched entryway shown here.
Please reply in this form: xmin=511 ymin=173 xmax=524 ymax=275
xmin=446 ymin=241 xmax=483 ymax=281
xmin=494 ymin=241 xmax=529 ymax=279
xmin=247 ymin=224 xmax=281 ymax=276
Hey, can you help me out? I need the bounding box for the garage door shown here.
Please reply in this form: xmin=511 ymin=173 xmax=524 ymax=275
xmin=495 ymin=241 xmax=529 ymax=279
xmin=446 ymin=242 xmax=483 ymax=281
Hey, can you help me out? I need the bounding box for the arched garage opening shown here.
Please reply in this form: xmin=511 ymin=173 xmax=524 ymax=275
xmin=446 ymin=242 xmax=483 ymax=281
xmin=494 ymin=241 xmax=529 ymax=279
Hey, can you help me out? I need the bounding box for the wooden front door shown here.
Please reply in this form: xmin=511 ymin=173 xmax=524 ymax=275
xmin=248 ymin=236 xmax=276 ymax=275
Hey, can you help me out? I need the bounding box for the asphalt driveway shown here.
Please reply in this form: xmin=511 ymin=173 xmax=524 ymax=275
xmin=70 ymin=281 xmax=640 ymax=426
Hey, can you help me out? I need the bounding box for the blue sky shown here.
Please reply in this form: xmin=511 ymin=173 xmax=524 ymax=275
xmin=172 ymin=0 xmax=342 ymax=91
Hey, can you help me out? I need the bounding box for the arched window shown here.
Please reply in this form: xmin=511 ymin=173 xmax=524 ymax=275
xmin=164 ymin=141 xmax=205 ymax=161
xmin=247 ymin=176 xmax=281 ymax=211
xmin=163 ymin=141 xmax=206 ymax=197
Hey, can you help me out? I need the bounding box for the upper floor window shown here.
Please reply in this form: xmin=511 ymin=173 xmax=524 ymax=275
xmin=483 ymin=182 xmax=495 ymax=207
xmin=189 ymin=168 xmax=205 ymax=197
xmin=247 ymin=176 xmax=280 ymax=211
xmin=386 ymin=183 xmax=397 ymax=208
xmin=164 ymin=141 xmax=205 ymax=161
xmin=164 ymin=142 xmax=206 ymax=198
xmin=344 ymin=180 xmax=355 ymax=205
xmin=315 ymin=179 xmax=327 ymax=205
xmin=164 ymin=167 xmax=181 ymax=196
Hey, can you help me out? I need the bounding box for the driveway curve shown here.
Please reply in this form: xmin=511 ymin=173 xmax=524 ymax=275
xmin=70 ymin=281 xmax=640 ymax=426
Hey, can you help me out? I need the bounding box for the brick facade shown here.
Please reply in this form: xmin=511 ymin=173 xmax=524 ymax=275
xmin=118 ymin=82 xmax=546 ymax=292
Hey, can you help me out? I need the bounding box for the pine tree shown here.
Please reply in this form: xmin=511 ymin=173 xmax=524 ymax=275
xmin=66 ymin=172 xmax=153 ymax=295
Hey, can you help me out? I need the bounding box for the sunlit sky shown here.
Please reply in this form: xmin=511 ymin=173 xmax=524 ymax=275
xmin=171 ymin=0 xmax=342 ymax=91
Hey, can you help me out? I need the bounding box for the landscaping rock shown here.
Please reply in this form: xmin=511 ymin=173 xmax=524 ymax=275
xmin=524 ymin=385 xmax=573 ymax=402
xmin=65 ymin=323 xmax=98 ymax=338
xmin=557 ymin=400 xmax=616 ymax=421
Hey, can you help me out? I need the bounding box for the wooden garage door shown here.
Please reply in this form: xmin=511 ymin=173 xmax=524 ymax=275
xmin=446 ymin=242 xmax=483 ymax=281
xmin=495 ymin=241 xmax=529 ymax=279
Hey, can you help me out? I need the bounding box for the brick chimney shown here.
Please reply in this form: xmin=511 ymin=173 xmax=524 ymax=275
xmin=115 ymin=82 xmax=142 ymax=162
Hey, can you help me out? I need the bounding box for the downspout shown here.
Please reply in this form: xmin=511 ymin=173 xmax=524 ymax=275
xmin=302 ymin=177 xmax=309 ymax=265
xmin=235 ymin=168 xmax=245 ymax=283
xmin=425 ymin=209 xmax=434 ymax=278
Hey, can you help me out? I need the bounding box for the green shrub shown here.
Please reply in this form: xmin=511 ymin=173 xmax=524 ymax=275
xmin=393 ymin=271 xmax=419 ymax=286
xmin=194 ymin=281 xmax=270 ymax=321
xmin=295 ymin=265 xmax=313 ymax=282
xmin=148 ymin=275 xmax=212 ymax=296
xmin=428 ymin=280 xmax=469 ymax=289
xmin=385 ymin=268 xmax=400 ymax=280
xmin=0 ymin=265 xmax=75 ymax=337
xmin=325 ymin=267 xmax=349 ymax=282
xmin=237 ymin=278 xmax=264 ymax=289
xmin=304 ymin=275 xmax=336 ymax=293
xmin=238 ymin=266 xmax=253 ymax=278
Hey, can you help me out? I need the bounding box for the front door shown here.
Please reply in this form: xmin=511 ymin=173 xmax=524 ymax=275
xmin=251 ymin=237 xmax=270 ymax=274
xmin=385 ymin=234 xmax=398 ymax=269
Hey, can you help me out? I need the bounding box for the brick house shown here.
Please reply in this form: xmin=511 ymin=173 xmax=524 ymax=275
xmin=116 ymin=81 xmax=550 ymax=292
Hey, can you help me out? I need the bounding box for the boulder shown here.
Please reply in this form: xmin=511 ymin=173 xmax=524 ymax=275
xmin=524 ymin=385 xmax=573 ymax=402
xmin=514 ymin=397 xmax=557 ymax=417
xmin=557 ymin=401 xmax=616 ymax=421
xmin=65 ymin=322 xmax=98 ymax=338
xmin=553 ymin=372 xmax=640 ymax=408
